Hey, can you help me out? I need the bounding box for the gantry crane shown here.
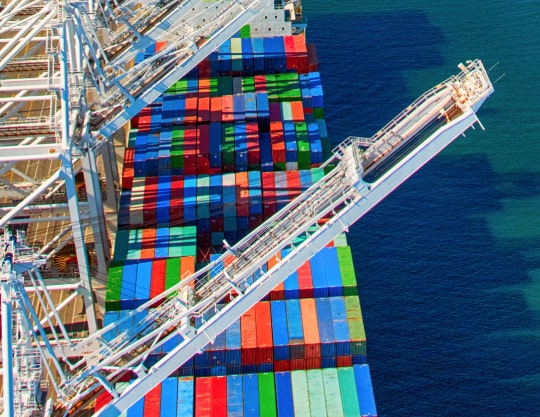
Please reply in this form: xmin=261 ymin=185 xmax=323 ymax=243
xmin=0 ymin=0 xmax=287 ymax=415
xmin=1 ymin=55 xmax=494 ymax=415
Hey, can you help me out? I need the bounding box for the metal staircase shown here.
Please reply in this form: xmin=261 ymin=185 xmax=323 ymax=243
xmin=1 ymin=60 xmax=492 ymax=416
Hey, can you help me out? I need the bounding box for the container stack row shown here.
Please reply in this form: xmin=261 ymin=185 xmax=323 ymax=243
xmin=126 ymin=75 xmax=326 ymax=178
xmin=193 ymin=34 xmax=313 ymax=78
xmin=119 ymin=168 xmax=324 ymax=230
xmin=95 ymin=366 xmax=376 ymax=417
xmin=104 ymin=246 xmax=364 ymax=372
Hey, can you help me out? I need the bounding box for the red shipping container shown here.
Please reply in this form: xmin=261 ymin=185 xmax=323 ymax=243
xmin=94 ymin=391 xmax=112 ymax=412
xmin=262 ymin=172 xmax=277 ymax=218
xmin=124 ymin=147 xmax=135 ymax=167
xmin=248 ymin=215 xmax=263 ymax=231
xmin=270 ymin=121 xmax=286 ymax=164
xmin=254 ymin=75 xmax=267 ymax=92
xmin=122 ymin=148 xmax=135 ymax=189
xmin=336 ymin=356 xmax=353 ymax=367
xmin=274 ymin=360 xmax=290 ymax=372
xmin=198 ymin=59 xmax=211 ymax=78
xmin=140 ymin=228 xmax=156 ymax=259
xmin=143 ymin=383 xmax=161 ymax=417
xmin=122 ymin=167 xmax=134 ymax=191
xmin=290 ymin=101 xmax=305 ymax=122
xmin=293 ymin=34 xmax=309 ymax=73
xmin=235 ymin=172 xmax=250 ymax=217
xmin=198 ymin=96 xmax=211 ymax=123
xmin=143 ymin=176 xmax=159 ymax=225
xmin=169 ymin=175 xmax=184 ymax=225
xmin=246 ymin=122 xmax=260 ymax=167
xmin=184 ymin=95 xmax=199 ymax=125
xmin=297 ymin=261 xmax=314 ymax=299
xmin=150 ymin=258 xmax=167 ymax=299
xmin=221 ymin=95 xmax=234 ymax=123
xmin=286 ymin=171 xmax=301 ymax=200
xmin=183 ymin=127 xmax=198 ymax=175
xmin=210 ymin=217 xmax=224 ymax=232
xmin=240 ymin=306 xmax=257 ymax=364
xmin=197 ymin=124 xmax=210 ymax=174
xmin=138 ymin=113 xmax=152 ymax=131
xmin=300 ymin=298 xmax=321 ymax=359
xmin=211 ymin=376 xmax=227 ymax=417
xmin=195 ymin=377 xmax=212 ymax=417
xmin=305 ymin=357 xmax=322 ymax=370
xmin=290 ymin=359 xmax=305 ymax=371
xmin=235 ymin=172 xmax=249 ymax=204
xmin=284 ymin=35 xmax=297 ymax=70
xmin=255 ymin=302 xmax=274 ymax=363
xmin=210 ymin=96 xmax=222 ymax=122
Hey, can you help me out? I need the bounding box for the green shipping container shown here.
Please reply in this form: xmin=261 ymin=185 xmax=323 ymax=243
xmin=165 ymin=257 xmax=181 ymax=291
xmin=209 ymin=78 xmax=219 ymax=96
xmin=258 ymin=373 xmax=277 ymax=417
xmin=322 ymin=368 xmax=345 ymax=417
xmin=313 ymin=107 xmax=325 ymax=119
xmin=345 ymin=296 xmax=367 ymax=356
xmin=242 ymin=77 xmax=255 ymax=93
xmin=296 ymin=122 xmax=310 ymax=169
xmin=168 ymin=226 xmax=184 ymax=258
xmin=173 ymin=79 xmax=188 ymax=95
xmin=291 ymin=371 xmax=310 ymax=417
xmin=182 ymin=226 xmax=197 ymax=257
xmin=171 ymin=128 xmax=184 ymax=169
xmin=113 ymin=229 xmax=129 ymax=261
xmin=337 ymin=367 xmax=361 ymax=417
xmin=306 ymin=370 xmax=327 ymax=417
xmin=127 ymin=130 xmax=137 ymax=148
xmin=265 ymin=74 xmax=279 ymax=102
xmin=336 ymin=246 xmax=358 ymax=295
xmin=239 ymin=24 xmax=251 ymax=38
xmin=222 ymin=123 xmax=236 ymax=167
xmin=218 ymin=76 xmax=233 ymax=96
xmin=105 ymin=261 xmax=123 ymax=311
xmin=127 ymin=228 xmax=142 ymax=260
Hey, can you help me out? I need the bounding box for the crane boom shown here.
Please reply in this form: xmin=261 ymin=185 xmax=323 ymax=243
xmin=29 ymin=59 xmax=492 ymax=415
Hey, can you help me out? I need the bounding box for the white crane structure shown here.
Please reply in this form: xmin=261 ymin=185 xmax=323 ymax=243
xmin=0 ymin=0 xmax=292 ymax=415
xmin=0 ymin=42 xmax=493 ymax=417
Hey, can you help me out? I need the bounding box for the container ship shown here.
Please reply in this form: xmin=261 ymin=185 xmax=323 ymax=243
xmin=98 ymin=3 xmax=379 ymax=415
xmin=0 ymin=0 xmax=493 ymax=415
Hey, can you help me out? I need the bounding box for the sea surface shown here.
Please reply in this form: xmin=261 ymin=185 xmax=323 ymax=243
xmin=303 ymin=1 xmax=540 ymax=416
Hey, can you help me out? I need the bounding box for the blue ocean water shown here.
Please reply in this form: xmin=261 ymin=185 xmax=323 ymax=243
xmin=304 ymin=1 xmax=540 ymax=416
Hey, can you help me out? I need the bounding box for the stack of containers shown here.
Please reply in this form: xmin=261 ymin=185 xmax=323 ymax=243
xmin=95 ymin=365 xmax=377 ymax=417
xmin=102 ymin=27 xmax=377 ymax=416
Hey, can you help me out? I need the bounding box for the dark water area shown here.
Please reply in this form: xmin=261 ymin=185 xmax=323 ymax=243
xmin=304 ymin=1 xmax=540 ymax=415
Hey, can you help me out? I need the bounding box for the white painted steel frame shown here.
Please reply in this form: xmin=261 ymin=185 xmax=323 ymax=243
xmin=54 ymin=61 xmax=493 ymax=415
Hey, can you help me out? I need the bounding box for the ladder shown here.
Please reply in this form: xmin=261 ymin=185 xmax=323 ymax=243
xmin=24 ymin=59 xmax=492 ymax=415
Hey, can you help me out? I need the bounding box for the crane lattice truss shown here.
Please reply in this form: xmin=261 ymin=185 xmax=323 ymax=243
xmin=0 ymin=0 xmax=274 ymax=336
xmin=0 ymin=0 xmax=274 ymax=415
xmin=2 ymin=59 xmax=493 ymax=416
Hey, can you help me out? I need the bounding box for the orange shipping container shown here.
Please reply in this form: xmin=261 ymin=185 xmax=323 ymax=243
xmin=300 ymin=298 xmax=321 ymax=358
